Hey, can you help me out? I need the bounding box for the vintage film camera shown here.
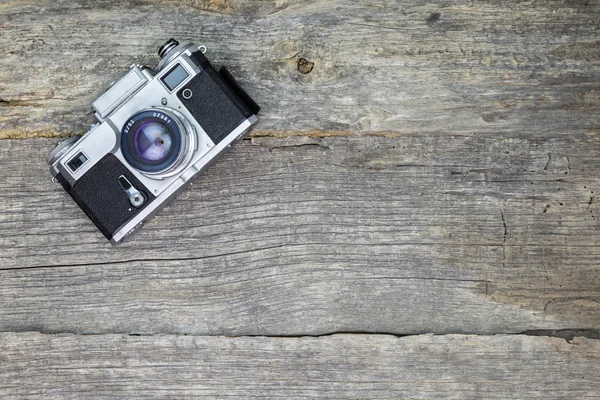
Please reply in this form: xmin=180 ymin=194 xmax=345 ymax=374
xmin=46 ymin=39 xmax=260 ymax=244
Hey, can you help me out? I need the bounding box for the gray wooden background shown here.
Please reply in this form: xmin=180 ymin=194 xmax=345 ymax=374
xmin=1 ymin=0 xmax=600 ymax=398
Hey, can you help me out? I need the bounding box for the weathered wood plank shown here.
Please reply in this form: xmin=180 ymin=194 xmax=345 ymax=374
xmin=1 ymin=333 xmax=599 ymax=399
xmin=0 ymin=0 xmax=599 ymax=138
xmin=0 ymin=135 xmax=598 ymax=335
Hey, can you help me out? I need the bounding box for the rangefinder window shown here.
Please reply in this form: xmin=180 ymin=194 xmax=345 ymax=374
xmin=67 ymin=152 xmax=88 ymax=172
xmin=161 ymin=63 xmax=189 ymax=91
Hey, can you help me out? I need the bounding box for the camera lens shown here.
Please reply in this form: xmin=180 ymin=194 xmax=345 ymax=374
xmin=121 ymin=110 xmax=183 ymax=173
xmin=132 ymin=121 xmax=174 ymax=163
xmin=121 ymin=108 xmax=197 ymax=178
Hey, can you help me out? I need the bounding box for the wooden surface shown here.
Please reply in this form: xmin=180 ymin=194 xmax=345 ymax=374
xmin=1 ymin=135 xmax=600 ymax=336
xmin=1 ymin=0 xmax=600 ymax=139
xmin=1 ymin=0 xmax=600 ymax=397
xmin=2 ymin=333 xmax=600 ymax=399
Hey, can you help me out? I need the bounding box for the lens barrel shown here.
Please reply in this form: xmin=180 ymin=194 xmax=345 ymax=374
xmin=120 ymin=108 xmax=197 ymax=179
xmin=121 ymin=110 xmax=182 ymax=173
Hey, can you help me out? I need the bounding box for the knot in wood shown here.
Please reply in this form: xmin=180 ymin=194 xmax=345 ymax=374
xmin=297 ymin=58 xmax=314 ymax=74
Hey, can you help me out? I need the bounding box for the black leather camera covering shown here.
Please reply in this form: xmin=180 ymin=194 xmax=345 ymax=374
xmin=177 ymin=54 xmax=260 ymax=145
xmin=55 ymin=154 xmax=155 ymax=240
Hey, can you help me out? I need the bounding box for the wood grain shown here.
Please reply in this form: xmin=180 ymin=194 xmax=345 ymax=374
xmin=0 ymin=135 xmax=598 ymax=335
xmin=1 ymin=0 xmax=600 ymax=396
xmin=1 ymin=332 xmax=599 ymax=399
xmin=0 ymin=0 xmax=599 ymax=138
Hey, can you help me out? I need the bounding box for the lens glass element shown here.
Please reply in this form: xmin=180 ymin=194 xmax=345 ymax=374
xmin=132 ymin=121 xmax=174 ymax=163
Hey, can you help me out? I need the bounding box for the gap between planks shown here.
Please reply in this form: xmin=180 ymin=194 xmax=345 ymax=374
xmin=2 ymin=329 xmax=599 ymax=343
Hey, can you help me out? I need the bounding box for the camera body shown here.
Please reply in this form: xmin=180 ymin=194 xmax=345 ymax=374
xmin=47 ymin=39 xmax=260 ymax=244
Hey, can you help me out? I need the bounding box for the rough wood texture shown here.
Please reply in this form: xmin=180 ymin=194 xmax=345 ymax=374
xmin=1 ymin=333 xmax=599 ymax=399
xmin=0 ymin=135 xmax=598 ymax=335
xmin=0 ymin=0 xmax=599 ymax=138
xmin=2 ymin=0 xmax=600 ymax=396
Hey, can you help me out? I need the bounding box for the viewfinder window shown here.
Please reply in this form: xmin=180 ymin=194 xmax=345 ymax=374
xmin=161 ymin=64 xmax=189 ymax=91
xmin=67 ymin=152 xmax=88 ymax=172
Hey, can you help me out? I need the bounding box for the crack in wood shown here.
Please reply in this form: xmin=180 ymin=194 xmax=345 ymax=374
xmin=544 ymin=153 xmax=552 ymax=170
xmin=1 ymin=330 xmax=599 ymax=343
xmin=500 ymin=209 xmax=507 ymax=268
xmin=266 ymin=142 xmax=330 ymax=151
